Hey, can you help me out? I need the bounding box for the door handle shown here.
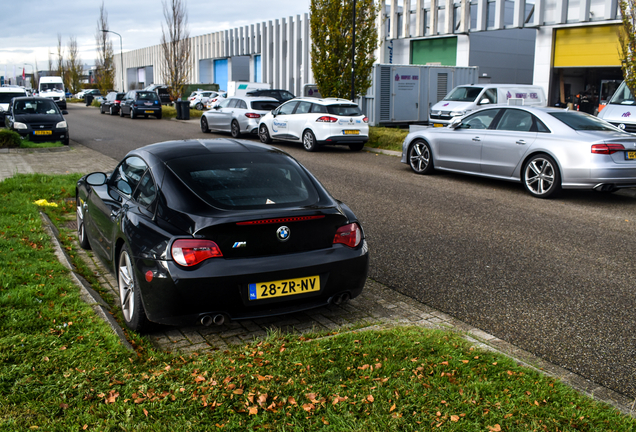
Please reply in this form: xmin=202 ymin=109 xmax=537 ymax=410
xmin=472 ymin=137 xmax=481 ymax=141
xmin=516 ymin=140 xmax=526 ymax=145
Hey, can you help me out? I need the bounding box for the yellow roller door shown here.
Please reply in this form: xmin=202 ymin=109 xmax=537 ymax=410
xmin=554 ymin=25 xmax=621 ymax=67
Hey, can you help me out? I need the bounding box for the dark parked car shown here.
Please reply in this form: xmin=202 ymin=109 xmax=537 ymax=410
xmin=75 ymin=139 xmax=369 ymax=331
xmin=4 ymin=97 xmax=69 ymax=145
xmin=246 ymin=89 xmax=296 ymax=103
xmin=144 ymin=84 xmax=173 ymax=105
xmin=100 ymin=91 xmax=126 ymax=115
xmin=119 ymin=90 xmax=162 ymax=119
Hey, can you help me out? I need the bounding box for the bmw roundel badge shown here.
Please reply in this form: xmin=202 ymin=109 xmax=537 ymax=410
xmin=276 ymin=226 xmax=290 ymax=242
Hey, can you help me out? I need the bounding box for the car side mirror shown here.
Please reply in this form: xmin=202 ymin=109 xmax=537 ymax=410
xmin=85 ymin=172 xmax=107 ymax=186
xmin=62 ymin=110 xmax=68 ymax=115
xmin=479 ymin=98 xmax=490 ymax=105
xmin=449 ymin=117 xmax=463 ymax=128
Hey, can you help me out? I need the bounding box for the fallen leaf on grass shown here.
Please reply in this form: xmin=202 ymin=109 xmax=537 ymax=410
xmin=302 ymin=403 xmax=315 ymax=412
xmin=248 ymin=406 xmax=258 ymax=415
xmin=487 ymin=425 xmax=501 ymax=432
xmin=143 ymin=409 xmax=148 ymax=417
xmin=366 ymin=395 xmax=374 ymax=403
xmin=450 ymin=415 xmax=459 ymax=422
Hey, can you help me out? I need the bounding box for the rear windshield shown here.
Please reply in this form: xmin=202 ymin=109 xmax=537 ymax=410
xmin=444 ymin=86 xmax=483 ymax=102
xmin=167 ymin=152 xmax=319 ymax=210
xmin=251 ymin=100 xmax=280 ymax=111
xmin=550 ymin=111 xmax=619 ymax=131
xmin=326 ymin=104 xmax=362 ymax=116
xmin=0 ymin=92 xmax=26 ymax=103
xmin=137 ymin=92 xmax=159 ymax=101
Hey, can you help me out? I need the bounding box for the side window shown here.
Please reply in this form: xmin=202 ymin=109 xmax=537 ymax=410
xmin=495 ymin=109 xmax=533 ymax=132
xmin=278 ymin=101 xmax=298 ymax=115
xmin=310 ymin=103 xmax=328 ymax=113
xmin=111 ymin=156 xmax=148 ymax=196
xmin=237 ymin=100 xmax=248 ymax=109
xmin=227 ymin=99 xmax=239 ymax=108
xmin=218 ymin=98 xmax=231 ymax=109
xmin=484 ymin=88 xmax=497 ymax=104
xmin=294 ymin=101 xmax=312 ymax=114
xmin=536 ymin=118 xmax=550 ymax=133
xmin=459 ymin=109 xmax=500 ymax=130
xmin=133 ymin=170 xmax=157 ymax=207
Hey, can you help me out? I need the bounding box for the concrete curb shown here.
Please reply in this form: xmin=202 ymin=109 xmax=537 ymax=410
xmin=0 ymin=146 xmax=70 ymax=154
xmin=363 ymin=146 xmax=402 ymax=157
xmin=39 ymin=211 xmax=136 ymax=354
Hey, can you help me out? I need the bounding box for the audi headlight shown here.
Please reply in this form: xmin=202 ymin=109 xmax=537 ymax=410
xmin=14 ymin=122 xmax=28 ymax=130
xmin=56 ymin=121 xmax=68 ymax=129
xmin=450 ymin=111 xmax=466 ymax=117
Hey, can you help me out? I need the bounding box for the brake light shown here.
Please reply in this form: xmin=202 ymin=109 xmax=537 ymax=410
xmin=363 ymin=117 xmax=368 ymax=123
xmin=316 ymin=116 xmax=338 ymax=123
xmin=171 ymin=239 xmax=223 ymax=266
xmin=245 ymin=112 xmax=261 ymax=118
xmin=237 ymin=215 xmax=325 ymax=225
xmin=591 ymin=143 xmax=625 ymax=154
xmin=333 ymin=223 xmax=362 ymax=248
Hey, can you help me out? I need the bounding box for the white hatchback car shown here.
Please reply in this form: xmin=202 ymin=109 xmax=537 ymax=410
xmin=189 ymin=91 xmax=218 ymax=110
xmin=258 ymin=97 xmax=369 ymax=151
xmin=200 ymin=96 xmax=280 ymax=138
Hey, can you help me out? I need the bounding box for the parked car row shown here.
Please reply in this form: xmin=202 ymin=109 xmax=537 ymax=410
xmin=99 ymin=90 xmax=162 ymax=119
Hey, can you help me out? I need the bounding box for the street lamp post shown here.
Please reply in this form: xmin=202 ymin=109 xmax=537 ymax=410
xmin=102 ymin=29 xmax=124 ymax=92
xmin=351 ymin=0 xmax=357 ymax=101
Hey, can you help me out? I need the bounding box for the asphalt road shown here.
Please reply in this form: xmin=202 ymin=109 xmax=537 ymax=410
xmin=67 ymin=103 xmax=636 ymax=398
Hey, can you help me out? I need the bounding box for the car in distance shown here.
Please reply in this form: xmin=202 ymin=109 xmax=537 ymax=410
xmin=119 ymin=90 xmax=162 ymax=119
xmin=245 ymin=89 xmax=296 ymax=103
xmin=100 ymin=91 xmax=126 ymax=115
xmin=0 ymin=86 xmax=28 ymax=118
xmin=75 ymin=139 xmax=369 ymax=331
xmin=401 ymin=106 xmax=636 ymax=198
xmin=76 ymin=88 xmax=101 ymax=99
xmin=200 ymin=96 xmax=280 ymax=138
xmin=205 ymin=92 xmax=227 ymax=109
xmin=143 ymin=84 xmax=173 ymax=105
xmin=258 ymin=97 xmax=369 ymax=152
xmin=4 ymin=97 xmax=69 ymax=145
xmin=189 ymin=91 xmax=218 ymax=110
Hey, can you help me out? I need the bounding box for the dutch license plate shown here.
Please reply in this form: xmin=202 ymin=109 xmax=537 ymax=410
xmin=343 ymin=130 xmax=359 ymax=135
xmin=626 ymin=151 xmax=636 ymax=160
xmin=433 ymin=123 xmax=444 ymax=128
xmin=144 ymin=110 xmax=154 ymax=113
xmin=248 ymin=275 xmax=320 ymax=300
xmin=33 ymin=130 xmax=52 ymax=135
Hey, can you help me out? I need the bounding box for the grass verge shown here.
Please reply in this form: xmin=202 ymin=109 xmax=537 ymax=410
xmin=1 ymin=174 xmax=634 ymax=430
xmin=367 ymin=127 xmax=409 ymax=152
xmin=161 ymin=104 xmax=204 ymax=119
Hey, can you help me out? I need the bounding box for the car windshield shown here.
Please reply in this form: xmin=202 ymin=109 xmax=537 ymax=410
xmin=137 ymin=92 xmax=159 ymax=101
xmin=14 ymin=99 xmax=59 ymax=115
xmin=251 ymin=100 xmax=280 ymax=111
xmin=326 ymin=104 xmax=362 ymax=116
xmin=550 ymin=111 xmax=618 ymax=131
xmin=167 ymin=152 xmax=318 ymax=210
xmin=444 ymin=87 xmax=483 ymax=102
xmin=608 ymin=82 xmax=634 ymax=105
xmin=40 ymin=83 xmax=64 ymax=92
xmin=0 ymin=92 xmax=26 ymax=103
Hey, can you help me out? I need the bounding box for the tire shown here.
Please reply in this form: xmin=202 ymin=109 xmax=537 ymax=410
xmin=349 ymin=142 xmax=365 ymax=151
xmin=196 ymin=102 xmax=204 ymax=110
xmin=63 ymin=138 xmax=69 ymax=146
xmin=408 ymin=140 xmax=434 ymax=174
xmin=522 ymin=154 xmax=561 ymax=198
xmin=231 ymin=120 xmax=241 ymax=138
xmin=100 ymin=105 xmax=105 ymax=114
xmin=302 ymin=129 xmax=318 ymax=152
xmin=118 ymin=245 xmax=148 ymax=332
xmin=130 ymin=109 xmax=135 ymax=119
xmin=259 ymin=124 xmax=272 ymax=143
xmin=76 ymin=197 xmax=91 ymax=250
xmin=119 ymin=107 xmax=124 ymax=117
xmin=201 ymin=116 xmax=210 ymax=133
xmin=109 ymin=106 xmax=115 ymax=115
xmin=156 ymin=112 xmax=162 ymax=120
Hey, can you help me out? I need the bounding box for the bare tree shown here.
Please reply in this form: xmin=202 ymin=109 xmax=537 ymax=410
xmin=66 ymin=37 xmax=84 ymax=95
xmin=160 ymin=0 xmax=191 ymax=101
xmin=95 ymin=1 xmax=115 ymax=94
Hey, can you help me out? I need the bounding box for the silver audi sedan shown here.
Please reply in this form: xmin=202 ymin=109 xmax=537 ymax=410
xmin=401 ymin=106 xmax=636 ymax=198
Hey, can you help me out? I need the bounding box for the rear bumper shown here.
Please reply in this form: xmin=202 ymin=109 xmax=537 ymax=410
xmin=318 ymin=135 xmax=369 ymax=145
xmin=135 ymin=241 xmax=370 ymax=326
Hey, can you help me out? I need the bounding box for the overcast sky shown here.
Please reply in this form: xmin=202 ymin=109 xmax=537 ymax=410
xmin=0 ymin=0 xmax=311 ymax=77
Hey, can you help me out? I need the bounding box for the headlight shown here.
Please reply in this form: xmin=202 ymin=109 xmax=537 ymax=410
xmin=56 ymin=121 xmax=68 ymax=129
xmin=14 ymin=122 xmax=28 ymax=130
xmin=450 ymin=111 xmax=465 ymax=117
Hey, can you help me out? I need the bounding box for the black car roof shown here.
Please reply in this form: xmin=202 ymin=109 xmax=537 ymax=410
xmin=138 ymin=139 xmax=282 ymax=162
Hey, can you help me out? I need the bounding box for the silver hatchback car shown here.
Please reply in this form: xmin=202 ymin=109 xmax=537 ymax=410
xmin=200 ymin=96 xmax=280 ymax=138
xmin=401 ymin=106 xmax=636 ymax=198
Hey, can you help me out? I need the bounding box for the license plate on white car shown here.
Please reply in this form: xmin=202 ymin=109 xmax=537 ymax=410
xmin=343 ymin=130 xmax=359 ymax=135
xmin=626 ymin=151 xmax=636 ymax=160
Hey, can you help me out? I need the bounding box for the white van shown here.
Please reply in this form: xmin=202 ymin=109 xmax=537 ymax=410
xmin=429 ymin=84 xmax=546 ymax=126
xmin=597 ymin=81 xmax=636 ymax=133
xmin=0 ymin=86 xmax=27 ymax=118
xmin=227 ymin=81 xmax=271 ymax=97
xmin=38 ymin=76 xmax=66 ymax=109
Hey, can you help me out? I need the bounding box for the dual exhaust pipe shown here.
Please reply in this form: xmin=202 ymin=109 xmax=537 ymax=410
xmin=200 ymin=314 xmax=225 ymax=326
xmin=331 ymin=292 xmax=351 ymax=305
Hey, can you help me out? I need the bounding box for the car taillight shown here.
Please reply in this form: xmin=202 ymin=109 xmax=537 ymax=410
xmin=591 ymin=143 xmax=625 ymax=154
xmin=316 ymin=116 xmax=338 ymax=123
xmin=114 ymin=100 xmax=121 ymax=104
xmin=245 ymin=112 xmax=261 ymax=118
xmin=363 ymin=117 xmax=368 ymax=123
xmin=171 ymin=239 xmax=222 ymax=266
xmin=333 ymin=223 xmax=362 ymax=248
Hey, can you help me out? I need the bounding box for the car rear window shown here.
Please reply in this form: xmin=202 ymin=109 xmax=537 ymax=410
xmin=137 ymin=92 xmax=159 ymax=101
xmin=167 ymin=152 xmax=319 ymax=210
xmin=326 ymin=104 xmax=362 ymax=116
xmin=0 ymin=92 xmax=27 ymax=103
xmin=549 ymin=111 xmax=618 ymax=131
xmin=251 ymin=100 xmax=280 ymax=111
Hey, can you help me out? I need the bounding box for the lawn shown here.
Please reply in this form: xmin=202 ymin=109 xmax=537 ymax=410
xmin=0 ymin=174 xmax=634 ymax=430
